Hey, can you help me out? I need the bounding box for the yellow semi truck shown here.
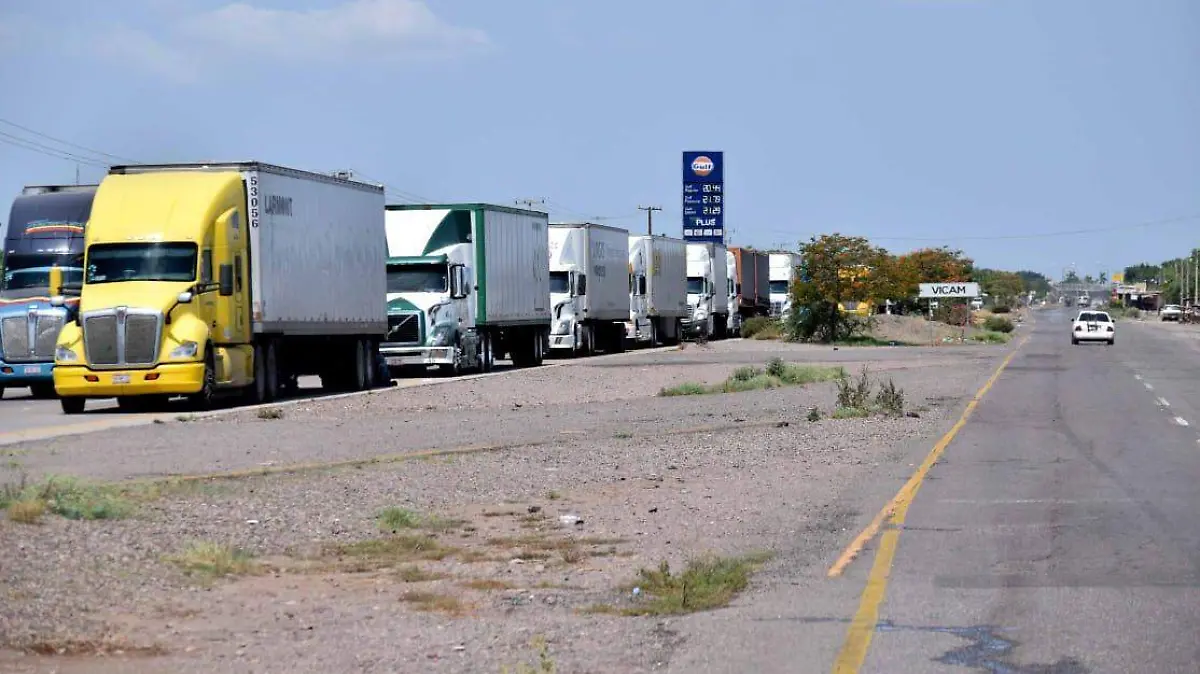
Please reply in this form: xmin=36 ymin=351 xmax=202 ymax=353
xmin=51 ymin=162 xmax=387 ymax=414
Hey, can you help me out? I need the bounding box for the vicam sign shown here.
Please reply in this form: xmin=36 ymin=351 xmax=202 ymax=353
xmin=918 ymin=282 xmax=981 ymax=299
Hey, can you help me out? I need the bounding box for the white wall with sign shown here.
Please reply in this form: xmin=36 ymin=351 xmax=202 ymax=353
xmin=918 ymin=282 xmax=981 ymax=299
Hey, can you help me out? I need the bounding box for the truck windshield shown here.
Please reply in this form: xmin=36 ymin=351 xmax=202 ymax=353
xmin=687 ymin=277 xmax=705 ymax=294
xmin=1 ymin=253 xmax=84 ymax=291
xmin=85 ymin=243 xmax=198 ymax=284
xmin=550 ymin=271 xmax=570 ymax=294
xmin=387 ymin=263 xmax=447 ymax=293
xmin=769 ymin=280 xmax=789 ymax=294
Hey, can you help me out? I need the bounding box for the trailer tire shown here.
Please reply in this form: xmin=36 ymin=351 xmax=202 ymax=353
xmin=60 ymin=397 xmax=84 ymax=415
xmin=363 ymin=340 xmax=377 ymax=389
xmin=533 ymin=331 xmax=545 ymax=366
xmin=249 ymin=343 xmax=269 ymax=404
xmin=352 ymin=339 xmax=368 ymax=390
xmin=479 ymin=333 xmax=494 ymax=373
xmin=265 ymin=341 xmax=280 ymax=402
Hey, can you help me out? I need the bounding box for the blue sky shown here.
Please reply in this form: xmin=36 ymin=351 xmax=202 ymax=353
xmin=1 ymin=0 xmax=1198 ymax=280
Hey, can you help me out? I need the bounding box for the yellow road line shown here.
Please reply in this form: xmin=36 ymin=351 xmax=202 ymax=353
xmin=830 ymin=336 xmax=1025 ymax=673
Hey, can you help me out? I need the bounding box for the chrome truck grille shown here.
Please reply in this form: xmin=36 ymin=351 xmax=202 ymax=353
xmin=82 ymin=308 xmax=162 ymax=368
xmin=1 ymin=311 xmax=66 ymax=362
xmin=385 ymin=312 xmax=422 ymax=345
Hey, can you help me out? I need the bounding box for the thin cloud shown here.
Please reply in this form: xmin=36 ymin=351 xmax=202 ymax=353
xmin=80 ymin=0 xmax=489 ymax=82
xmin=91 ymin=24 xmax=200 ymax=83
xmin=183 ymin=0 xmax=490 ymax=63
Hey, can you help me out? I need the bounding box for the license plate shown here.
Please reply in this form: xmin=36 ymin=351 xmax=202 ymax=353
xmin=23 ymin=365 xmax=39 ymax=375
xmin=112 ymin=374 xmax=131 ymax=384
xmin=385 ymin=357 xmax=406 ymax=367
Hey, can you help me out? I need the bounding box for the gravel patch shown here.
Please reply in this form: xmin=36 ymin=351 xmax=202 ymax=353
xmin=0 ymin=339 xmax=1009 ymax=673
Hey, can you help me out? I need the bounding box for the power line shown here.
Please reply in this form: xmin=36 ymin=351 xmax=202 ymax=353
xmin=0 ymin=117 xmax=140 ymax=164
xmin=0 ymin=132 xmax=111 ymax=169
xmin=344 ymin=169 xmax=435 ymax=204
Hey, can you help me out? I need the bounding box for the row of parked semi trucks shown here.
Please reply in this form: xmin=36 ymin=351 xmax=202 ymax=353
xmin=0 ymin=162 xmax=803 ymax=414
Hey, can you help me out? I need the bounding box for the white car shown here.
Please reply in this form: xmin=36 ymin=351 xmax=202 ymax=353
xmin=1071 ymin=310 xmax=1115 ymax=345
xmin=1160 ymin=304 xmax=1183 ymax=322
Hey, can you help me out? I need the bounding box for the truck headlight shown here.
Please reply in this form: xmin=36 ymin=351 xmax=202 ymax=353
xmin=694 ymin=308 xmax=708 ymax=320
xmin=55 ymin=346 xmax=78 ymax=362
xmin=429 ymin=324 xmax=455 ymax=347
xmin=554 ymin=319 xmax=573 ymax=335
xmin=169 ymin=340 xmax=200 ymax=359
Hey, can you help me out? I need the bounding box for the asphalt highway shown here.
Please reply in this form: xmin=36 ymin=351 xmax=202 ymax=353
xmin=666 ymin=310 xmax=1200 ymax=674
xmin=848 ymin=309 xmax=1200 ymax=673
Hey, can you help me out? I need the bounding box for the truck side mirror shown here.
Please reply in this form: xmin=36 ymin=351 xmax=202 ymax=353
xmin=218 ymin=264 xmax=234 ymax=296
xmin=48 ymin=266 xmax=63 ymax=297
xmin=576 ymin=274 xmax=587 ymax=296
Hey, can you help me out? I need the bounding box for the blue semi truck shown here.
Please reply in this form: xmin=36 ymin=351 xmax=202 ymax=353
xmin=0 ymin=184 xmax=95 ymax=399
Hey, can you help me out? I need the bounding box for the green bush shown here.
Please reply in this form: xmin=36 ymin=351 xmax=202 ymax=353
xmin=740 ymin=316 xmax=773 ymax=338
xmin=983 ymin=316 xmax=1014 ymax=333
xmin=991 ymin=305 xmax=1012 ymax=314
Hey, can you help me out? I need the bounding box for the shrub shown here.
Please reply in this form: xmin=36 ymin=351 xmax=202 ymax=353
xmin=933 ymin=303 xmax=971 ymax=326
xmin=875 ymin=378 xmax=905 ymax=416
xmin=983 ymin=316 xmax=1014 ymax=333
xmin=991 ymin=305 xmax=1012 ymax=314
xmin=731 ymin=366 xmax=762 ymax=382
xmin=835 ymin=366 xmax=872 ymax=409
xmin=741 ymin=316 xmax=773 ymax=338
xmin=765 ymin=357 xmax=786 ymax=378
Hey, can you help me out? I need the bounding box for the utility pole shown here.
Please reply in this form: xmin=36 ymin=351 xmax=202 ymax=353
xmin=637 ymin=205 xmax=662 ymax=236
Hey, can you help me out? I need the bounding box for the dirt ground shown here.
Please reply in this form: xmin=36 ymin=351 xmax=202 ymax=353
xmin=863 ymin=311 xmax=1024 ymax=345
xmin=0 ymin=339 xmax=1011 ymax=674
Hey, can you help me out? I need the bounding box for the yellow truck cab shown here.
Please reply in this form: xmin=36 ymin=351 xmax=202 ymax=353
xmin=52 ymin=162 xmax=387 ymax=414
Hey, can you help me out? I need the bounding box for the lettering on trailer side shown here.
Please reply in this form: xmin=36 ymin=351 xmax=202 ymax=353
xmin=264 ymin=195 xmax=294 ymax=217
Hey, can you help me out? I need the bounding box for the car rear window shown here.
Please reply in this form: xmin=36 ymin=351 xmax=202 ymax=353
xmin=1078 ymin=312 xmax=1111 ymax=322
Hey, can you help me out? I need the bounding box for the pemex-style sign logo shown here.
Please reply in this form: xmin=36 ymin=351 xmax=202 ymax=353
xmin=691 ymin=156 xmax=715 ymax=177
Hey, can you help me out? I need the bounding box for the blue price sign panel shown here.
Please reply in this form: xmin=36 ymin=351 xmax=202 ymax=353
xmin=682 ymin=151 xmax=724 ymax=244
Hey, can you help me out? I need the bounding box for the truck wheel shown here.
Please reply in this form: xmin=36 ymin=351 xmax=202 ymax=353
xmin=189 ymin=353 xmax=217 ymax=410
xmin=250 ymin=343 xmax=269 ymax=404
xmin=352 ymin=339 xmax=368 ymax=390
xmin=60 ymin=397 xmax=85 ymax=415
xmin=477 ymin=333 xmax=494 ymax=373
xmin=533 ymin=332 xmax=545 ymax=366
xmin=265 ymin=341 xmax=280 ymax=401
xmin=363 ymin=340 xmax=377 ymax=389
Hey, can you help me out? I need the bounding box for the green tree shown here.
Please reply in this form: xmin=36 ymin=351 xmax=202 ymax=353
xmin=1122 ymin=263 xmax=1160 ymax=285
xmin=973 ymin=268 xmax=1025 ymax=307
xmin=891 ymin=246 xmax=973 ymax=312
xmin=1014 ymin=270 xmax=1051 ymax=296
xmin=789 ymin=233 xmax=891 ymax=342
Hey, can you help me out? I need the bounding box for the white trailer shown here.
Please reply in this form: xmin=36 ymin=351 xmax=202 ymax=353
xmin=548 ymin=223 xmax=630 ymax=355
xmin=685 ymin=242 xmax=730 ymax=340
xmin=625 ymin=235 xmax=686 ymax=346
xmin=769 ymin=252 xmax=802 ymax=318
xmin=382 ymin=203 xmax=550 ymax=375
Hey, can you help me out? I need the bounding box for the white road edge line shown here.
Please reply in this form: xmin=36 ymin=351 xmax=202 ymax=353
xmin=1144 ymin=383 xmax=1155 ymax=391
xmin=1134 ymin=374 xmax=1143 ymax=380
xmin=1174 ymin=417 xmax=1189 ymax=427
xmin=1157 ymin=397 xmax=1171 ymax=407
